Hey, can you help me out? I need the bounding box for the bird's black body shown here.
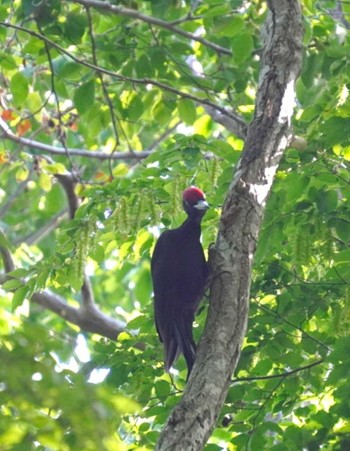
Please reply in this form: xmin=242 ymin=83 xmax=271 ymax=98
xmin=151 ymin=187 xmax=209 ymax=378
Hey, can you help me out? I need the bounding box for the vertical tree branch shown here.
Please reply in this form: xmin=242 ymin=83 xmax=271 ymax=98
xmin=156 ymin=1 xmax=304 ymax=449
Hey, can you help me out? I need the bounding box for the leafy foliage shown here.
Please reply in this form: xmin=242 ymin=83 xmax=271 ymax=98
xmin=1 ymin=0 xmax=350 ymax=449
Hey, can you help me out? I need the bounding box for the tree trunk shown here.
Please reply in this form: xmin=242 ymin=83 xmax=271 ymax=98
xmin=156 ymin=1 xmax=304 ymax=449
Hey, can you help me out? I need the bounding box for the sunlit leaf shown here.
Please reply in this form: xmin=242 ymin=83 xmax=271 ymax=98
xmin=10 ymin=72 xmax=29 ymax=106
xmin=12 ymin=285 xmax=29 ymax=310
xmin=177 ymin=99 xmax=197 ymax=125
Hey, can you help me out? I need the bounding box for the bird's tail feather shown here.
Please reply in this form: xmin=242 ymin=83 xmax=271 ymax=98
xmin=163 ymin=312 xmax=196 ymax=377
xmin=174 ymin=318 xmax=196 ymax=376
xmin=164 ymin=339 xmax=179 ymax=372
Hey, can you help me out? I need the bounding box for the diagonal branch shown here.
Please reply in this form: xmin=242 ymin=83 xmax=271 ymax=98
xmin=0 ymin=117 xmax=151 ymax=160
xmin=0 ymin=242 xmax=125 ymax=340
xmin=71 ymin=0 xmax=232 ymax=56
xmin=203 ymin=104 xmax=248 ymax=140
xmin=0 ymin=22 xmax=238 ymax=122
xmin=0 ymin=170 xmax=125 ymax=340
xmin=232 ymin=359 xmax=324 ymax=383
xmin=0 ymin=245 xmax=15 ymax=273
xmin=18 ymin=210 xmax=68 ymax=246
xmin=32 ymin=289 xmax=125 ymax=340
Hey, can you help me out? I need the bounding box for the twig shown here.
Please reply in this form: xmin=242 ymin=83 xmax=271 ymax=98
xmin=18 ymin=209 xmax=68 ymax=245
xmin=0 ymin=245 xmax=15 ymax=272
xmin=0 ymin=179 xmax=30 ymax=218
xmin=147 ymin=120 xmax=181 ymax=152
xmin=38 ymin=23 xmax=80 ymax=178
xmin=55 ymin=173 xmax=80 ymax=218
xmin=232 ymin=359 xmax=324 ymax=383
xmin=85 ymin=6 xmax=120 ymax=148
xmin=246 ymin=377 xmax=285 ymax=451
xmin=327 ymin=1 xmax=350 ymax=29
xmin=71 ymin=0 xmax=232 ymax=56
xmin=81 ymin=275 xmax=96 ymax=310
xmin=255 ymin=300 xmax=330 ymax=351
xmin=0 ymin=117 xmax=151 ymax=160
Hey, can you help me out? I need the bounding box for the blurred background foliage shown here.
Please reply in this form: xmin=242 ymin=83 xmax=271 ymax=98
xmin=1 ymin=0 xmax=350 ymax=449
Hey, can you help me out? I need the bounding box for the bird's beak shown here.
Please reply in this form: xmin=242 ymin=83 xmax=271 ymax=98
xmin=194 ymin=200 xmax=209 ymax=210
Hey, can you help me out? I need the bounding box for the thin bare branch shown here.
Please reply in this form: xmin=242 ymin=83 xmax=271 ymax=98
xmin=71 ymin=0 xmax=232 ymax=56
xmin=0 ymin=245 xmax=125 ymax=340
xmin=85 ymin=6 xmax=120 ymax=147
xmin=0 ymin=246 xmax=15 ymax=273
xmin=255 ymin=300 xmax=330 ymax=351
xmin=0 ymin=117 xmax=151 ymax=160
xmin=232 ymin=359 xmax=324 ymax=384
xmin=327 ymin=1 xmax=350 ymax=29
xmin=81 ymin=276 xmax=95 ymax=310
xmin=203 ymin=104 xmax=248 ymax=140
xmin=55 ymin=172 xmax=98 ymax=312
xmin=0 ymin=179 xmax=30 ymax=218
xmin=55 ymin=173 xmax=80 ymax=219
xmin=37 ymin=23 xmax=81 ymax=177
xmin=32 ymin=290 xmax=125 ymax=340
xmin=148 ymin=121 xmax=181 ymax=152
xmin=18 ymin=210 xmax=68 ymax=246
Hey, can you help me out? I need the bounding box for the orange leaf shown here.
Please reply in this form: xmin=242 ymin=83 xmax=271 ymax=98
xmin=0 ymin=152 xmax=9 ymax=164
xmin=69 ymin=122 xmax=78 ymax=132
xmin=1 ymin=109 xmax=16 ymax=121
xmin=95 ymin=171 xmax=108 ymax=181
xmin=17 ymin=119 xmax=31 ymax=136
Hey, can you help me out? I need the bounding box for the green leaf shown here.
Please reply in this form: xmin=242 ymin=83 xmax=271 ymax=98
xmin=320 ymin=117 xmax=350 ymax=146
xmin=25 ymin=92 xmax=42 ymax=113
xmin=0 ymin=52 xmax=17 ymax=70
xmin=316 ymin=189 xmax=338 ymax=213
xmin=177 ymin=99 xmax=197 ymax=124
xmin=127 ymin=315 xmax=145 ymax=330
xmin=154 ymin=380 xmax=171 ymax=398
xmin=231 ymin=31 xmax=254 ymax=64
xmin=334 ymin=220 xmax=350 ymax=242
xmin=7 ymin=268 xmax=29 ymax=278
xmin=64 ymin=13 xmax=87 ymax=44
xmin=128 ymin=95 xmax=144 ymax=122
xmin=10 ymin=72 xmax=29 ymax=106
xmin=2 ymin=278 xmax=23 ymax=291
xmin=36 ymin=267 xmax=51 ymax=290
xmin=135 ymin=54 xmax=154 ymax=78
xmin=12 ymin=285 xmax=30 ymax=310
xmin=213 ymin=15 xmax=245 ymax=37
xmin=203 ymin=4 xmax=231 ymax=18
xmin=56 ymin=60 xmax=83 ymax=80
xmin=73 ymin=80 xmax=95 ymax=115
xmin=152 ymin=99 xmax=172 ymax=126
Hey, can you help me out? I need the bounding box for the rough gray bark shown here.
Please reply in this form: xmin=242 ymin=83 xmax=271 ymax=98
xmin=156 ymin=1 xmax=304 ymax=450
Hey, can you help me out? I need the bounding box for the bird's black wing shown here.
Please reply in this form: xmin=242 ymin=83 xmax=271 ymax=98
xmin=151 ymin=230 xmax=197 ymax=372
xmin=151 ymin=228 xmax=205 ymax=375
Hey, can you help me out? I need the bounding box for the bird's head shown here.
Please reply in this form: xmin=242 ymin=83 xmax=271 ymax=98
xmin=182 ymin=186 xmax=209 ymax=220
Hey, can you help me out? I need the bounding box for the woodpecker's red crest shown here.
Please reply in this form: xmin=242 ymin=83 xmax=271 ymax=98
xmin=182 ymin=186 xmax=206 ymax=204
